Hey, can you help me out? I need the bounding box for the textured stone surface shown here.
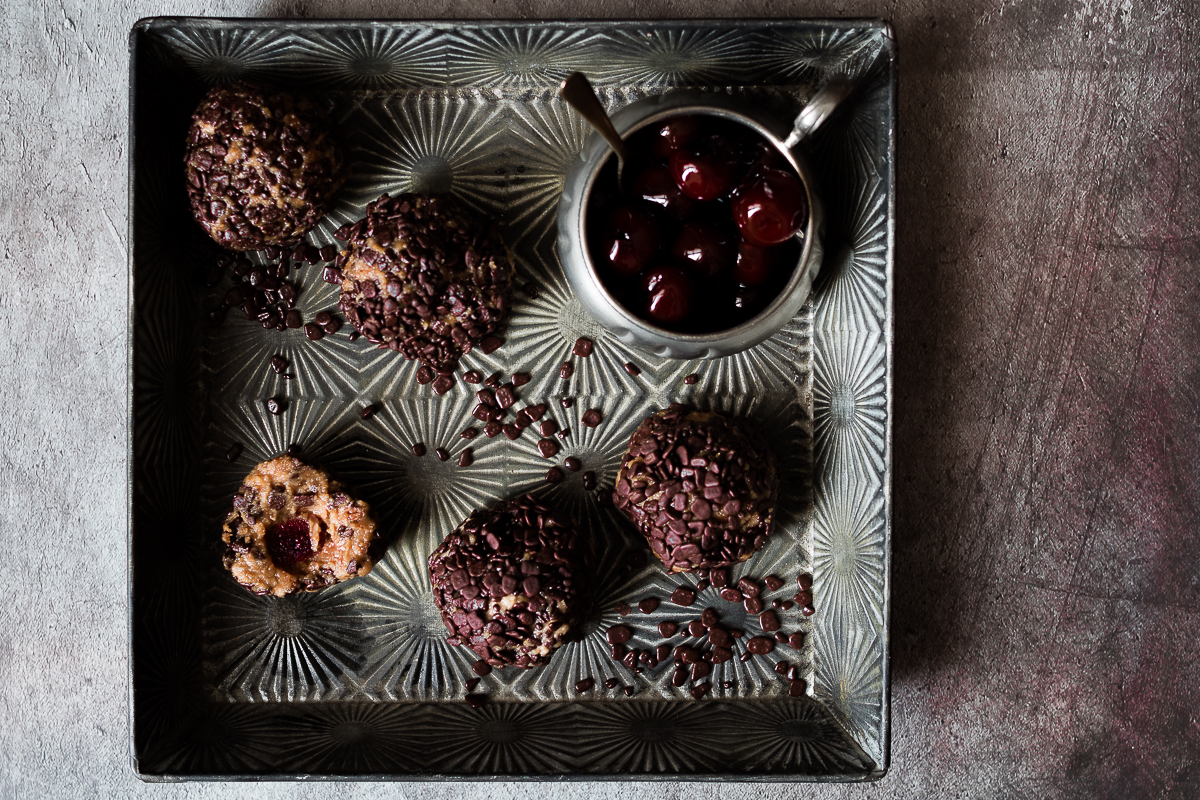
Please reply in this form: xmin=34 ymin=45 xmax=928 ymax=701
xmin=1 ymin=0 xmax=1198 ymax=797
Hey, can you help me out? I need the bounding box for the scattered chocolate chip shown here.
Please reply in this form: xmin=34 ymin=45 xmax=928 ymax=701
xmin=412 ymin=442 xmax=426 ymax=457
xmin=557 ymin=426 xmax=571 ymax=440
xmin=720 ymin=588 xmax=743 ymax=603
xmin=522 ymin=281 xmax=540 ymax=299
xmin=560 ymin=397 xmax=574 ymax=409
xmin=746 ymin=636 xmax=775 ymax=655
xmin=738 ymin=577 xmax=761 ymax=598
xmin=545 ymin=466 xmax=563 ymax=483
xmin=540 ymin=419 xmax=559 ymax=437
xmin=435 ymin=447 xmax=450 ymax=462
xmin=764 ymin=575 xmax=784 ymax=592
xmin=415 ymin=366 xmax=434 ymax=385
xmin=691 ymin=682 xmax=711 ymax=699
xmin=695 ymin=579 xmax=710 ymax=593
xmin=623 ymin=361 xmax=641 ymax=377
xmin=672 ymin=668 xmax=688 ymax=687
xmin=285 ymin=444 xmax=303 ymax=457
xmin=484 ymin=421 xmax=502 ymax=438
xmin=511 ymin=372 xmax=530 ymax=387
xmin=265 ymin=396 xmax=287 ymax=415
xmin=573 ymin=337 xmax=594 ymax=357
xmin=710 ymin=568 xmax=729 ymax=588
xmin=671 ymin=586 xmax=696 ymax=606
xmin=360 ymin=404 xmax=377 ymax=420
xmin=458 ymin=449 xmax=474 ymax=467
xmin=503 ymin=423 xmax=521 ymax=440
xmin=687 ymin=620 xmax=706 ymax=638
xmin=321 ymin=265 xmax=343 ymax=284
xmin=465 ymin=693 xmax=487 ymax=709
xmin=604 ymin=677 xmax=620 ymax=689
xmin=582 ymin=470 xmax=596 ymax=490
xmin=559 ymin=362 xmax=574 ymax=380
xmin=759 ymin=610 xmax=780 ymax=632
xmin=701 ymin=607 xmax=719 ymax=628
xmin=582 ymin=408 xmax=603 ymax=427
xmin=615 ymin=602 xmax=632 ymax=616
xmin=479 ymin=336 xmax=504 ymax=354
xmin=459 ymin=427 xmax=478 ymax=440
xmin=730 ymin=629 xmax=744 ymax=639
xmin=432 ymin=373 xmax=455 ymax=395
xmin=317 ymin=244 xmax=338 ymax=262
xmin=484 ymin=371 xmax=503 ymax=388
xmin=743 ymin=597 xmax=764 ymax=615
xmin=463 ymin=370 xmax=482 ymax=384
xmin=709 ymin=627 xmax=731 ymax=647
xmin=774 ymin=661 xmax=790 ymax=676
xmin=537 ymin=438 xmax=560 ymax=459
xmin=623 ymin=686 xmax=634 ymax=697
xmin=788 ymin=632 xmax=805 ymax=649
xmin=465 ymin=677 xmax=480 ymax=692
xmin=691 ymin=661 xmax=711 ymax=681
xmin=797 ymin=573 xmax=813 ymax=591
xmin=495 ymin=385 xmax=516 ymax=409
xmin=575 ymin=677 xmax=595 ymax=693
xmin=347 ymin=330 xmax=360 ymax=341
xmin=472 ymin=660 xmax=492 ymax=677
xmin=801 ymin=604 xmax=816 ymax=616
xmin=269 ymin=354 xmax=288 ymax=374
xmin=789 ymin=679 xmax=807 ymax=697
xmin=606 ymin=625 xmax=632 ymax=645
xmin=658 ymin=620 xmax=678 ymax=637
xmin=303 ymin=322 xmax=324 ymax=341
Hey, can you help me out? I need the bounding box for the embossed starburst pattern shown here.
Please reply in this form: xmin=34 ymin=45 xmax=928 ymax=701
xmin=132 ymin=18 xmax=893 ymax=780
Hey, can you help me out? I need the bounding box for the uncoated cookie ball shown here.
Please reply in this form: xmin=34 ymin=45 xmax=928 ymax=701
xmin=336 ymin=193 xmax=513 ymax=372
xmin=184 ymin=82 xmax=345 ymax=251
xmin=428 ymin=495 xmax=592 ymax=668
xmin=614 ymin=405 xmax=780 ymax=572
xmin=221 ymin=455 xmax=379 ymax=597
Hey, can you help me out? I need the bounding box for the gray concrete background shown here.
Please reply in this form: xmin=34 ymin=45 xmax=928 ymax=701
xmin=2 ymin=0 xmax=1198 ymax=797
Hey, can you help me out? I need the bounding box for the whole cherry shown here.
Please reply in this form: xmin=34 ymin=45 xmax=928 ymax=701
xmin=672 ymin=221 xmax=735 ymax=278
xmin=642 ymin=265 xmax=694 ymax=324
xmin=732 ymin=168 xmax=808 ymax=246
xmin=669 ymin=134 xmax=737 ymax=201
xmin=652 ymin=115 xmax=700 ymax=159
xmin=733 ymin=240 xmax=776 ymax=286
xmin=600 ymin=205 xmax=660 ymax=275
xmin=633 ymin=164 xmax=696 ymax=221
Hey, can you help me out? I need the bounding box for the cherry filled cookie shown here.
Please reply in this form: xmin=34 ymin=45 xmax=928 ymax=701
xmin=221 ymin=455 xmax=380 ymax=597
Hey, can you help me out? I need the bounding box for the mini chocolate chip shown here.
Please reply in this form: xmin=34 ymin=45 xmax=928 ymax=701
xmin=701 ymin=607 xmax=719 ymax=628
xmin=744 ymin=597 xmax=764 ymax=614
xmin=412 ymin=442 xmax=426 ymax=457
xmin=284 ymin=309 xmax=303 ymax=328
xmin=582 ymin=470 xmax=596 ymax=490
xmin=560 ymin=397 xmax=573 ymax=409
xmin=658 ymin=620 xmax=678 ymax=637
xmin=746 ymin=636 xmax=775 ymax=655
xmin=556 ymin=426 xmax=570 ymax=440
xmin=465 ymin=677 xmax=480 ymax=692
xmin=265 ymin=396 xmax=287 ymax=415
xmin=775 ymin=632 xmax=789 ymax=643
xmin=460 ymin=427 xmax=478 ymax=439
xmin=738 ymin=577 xmax=760 ymax=598
xmin=759 ymin=610 xmax=780 ymax=632
xmin=303 ymin=322 xmax=325 ymax=341
xmin=615 ymin=602 xmax=632 ymax=616
xmin=415 ymin=366 xmax=434 ymax=384
xmin=480 ymin=336 xmax=504 ymax=354
xmin=537 ymin=438 xmax=560 ymax=459
xmin=687 ymin=620 xmax=706 ymax=638
xmin=605 ymin=677 xmax=620 ymax=689
xmin=670 ymin=586 xmax=696 ymax=606
xmin=472 ymin=659 xmax=491 ymax=676
xmin=575 ymin=677 xmax=594 ymax=693
xmin=764 ymin=575 xmax=784 ymax=592
xmin=318 ymin=245 xmax=338 ymax=262
xmin=788 ymin=632 xmax=805 ymax=649
xmin=511 ymin=372 xmax=530 ymax=387
xmin=458 ymin=448 xmax=473 ymax=467
xmin=572 ymin=337 xmax=593 ymax=357
xmin=801 ymin=604 xmax=816 ymax=616
xmin=696 ymin=579 xmax=710 ymax=593
xmin=638 ymin=597 xmax=660 ymax=614
xmin=797 ymin=573 xmax=813 ymax=591
xmin=559 ymin=362 xmax=574 ymax=380
xmin=789 ymin=679 xmax=806 ymax=697
xmin=495 ymin=385 xmax=515 ymax=409
xmin=360 ymin=404 xmax=376 ymax=420
xmin=465 ymin=693 xmax=487 ymax=708
xmin=435 ymin=447 xmax=449 ymax=461
xmin=226 ymin=442 xmax=243 ymax=462
xmin=672 ymin=668 xmax=687 ymax=687
xmin=710 ymin=568 xmax=729 ymax=588
xmin=484 ymin=421 xmax=502 ymax=438
xmin=605 ymin=625 xmax=632 ymax=645
xmin=720 ymin=588 xmax=743 ymax=603
xmin=582 ymin=408 xmax=603 ymax=427
xmin=545 ymin=466 xmax=563 ymax=483
xmin=623 ymin=361 xmax=641 ymax=377
xmin=484 ymin=370 xmax=503 ymax=387
xmin=463 ymin=370 xmax=482 ymax=384
xmin=285 ymin=444 xmax=303 ymax=457
xmin=269 ymin=354 xmax=288 ymax=374
xmin=774 ymin=661 xmax=790 ymax=676
xmin=503 ymin=423 xmax=521 ymax=440
xmin=691 ymin=682 xmax=711 ymax=699
xmin=563 ymin=456 xmax=581 ymax=472
xmin=623 ymin=686 xmax=634 ymax=697
xmin=540 ymin=419 xmax=559 ymax=437
xmin=683 ymin=373 xmax=699 ymax=385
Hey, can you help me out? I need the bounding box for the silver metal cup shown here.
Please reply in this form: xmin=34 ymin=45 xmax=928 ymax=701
xmin=556 ymin=82 xmax=850 ymax=360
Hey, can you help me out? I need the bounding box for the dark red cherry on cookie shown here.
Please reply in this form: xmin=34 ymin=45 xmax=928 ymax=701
xmin=733 ymin=240 xmax=776 ymax=286
xmin=652 ymin=115 xmax=700 ymax=159
xmin=633 ymin=164 xmax=695 ymax=220
xmin=266 ymin=517 xmax=314 ymax=568
xmin=643 ymin=265 xmax=694 ymax=324
xmin=600 ymin=205 xmax=660 ymax=275
xmin=672 ymin=221 xmax=735 ymax=278
xmin=669 ymin=134 xmax=737 ymax=201
xmin=732 ymin=168 xmax=808 ymax=246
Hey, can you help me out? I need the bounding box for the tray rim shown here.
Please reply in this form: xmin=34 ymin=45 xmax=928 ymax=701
xmin=127 ymin=14 xmax=896 ymax=783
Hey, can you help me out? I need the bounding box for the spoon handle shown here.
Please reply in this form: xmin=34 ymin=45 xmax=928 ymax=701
xmin=783 ymin=77 xmax=854 ymax=149
xmin=560 ymin=72 xmax=629 ymax=163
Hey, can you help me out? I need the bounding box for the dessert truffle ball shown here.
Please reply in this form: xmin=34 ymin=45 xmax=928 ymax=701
xmin=428 ymin=495 xmax=592 ymax=668
xmin=184 ymin=82 xmax=345 ymax=251
xmin=614 ymin=405 xmax=780 ymax=572
xmin=221 ymin=455 xmax=379 ymax=597
xmin=336 ymin=193 xmax=513 ymax=372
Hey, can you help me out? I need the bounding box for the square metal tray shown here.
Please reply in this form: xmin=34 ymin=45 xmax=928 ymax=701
xmin=129 ymin=16 xmax=894 ymax=781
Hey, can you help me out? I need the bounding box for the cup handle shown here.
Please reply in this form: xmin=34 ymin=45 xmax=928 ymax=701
xmin=783 ymin=77 xmax=854 ymax=149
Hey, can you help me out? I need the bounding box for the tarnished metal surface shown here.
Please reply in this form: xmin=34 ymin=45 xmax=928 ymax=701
xmin=129 ymin=17 xmax=894 ymax=780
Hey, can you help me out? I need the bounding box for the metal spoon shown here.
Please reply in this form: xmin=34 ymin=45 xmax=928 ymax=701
xmin=560 ymin=72 xmax=629 ymax=190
